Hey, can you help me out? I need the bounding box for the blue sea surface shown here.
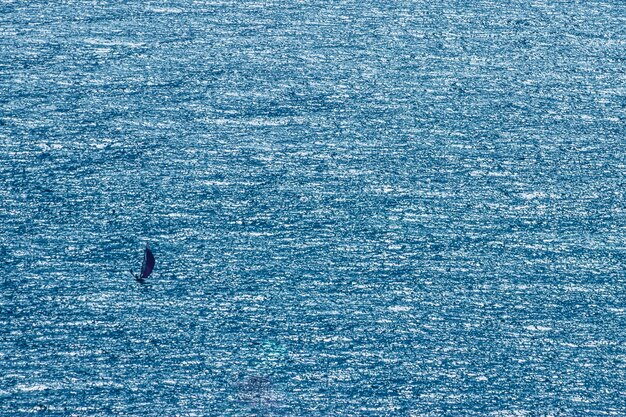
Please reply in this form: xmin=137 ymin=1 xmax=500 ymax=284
xmin=1 ymin=1 xmax=626 ymax=415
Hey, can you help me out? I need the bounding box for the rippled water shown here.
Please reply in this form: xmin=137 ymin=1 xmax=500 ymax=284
xmin=1 ymin=1 xmax=626 ymax=415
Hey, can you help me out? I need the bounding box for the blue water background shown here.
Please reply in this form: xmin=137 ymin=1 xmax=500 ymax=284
xmin=1 ymin=1 xmax=626 ymax=415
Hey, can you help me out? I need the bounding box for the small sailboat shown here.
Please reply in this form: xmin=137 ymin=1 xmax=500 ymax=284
xmin=131 ymin=244 xmax=155 ymax=283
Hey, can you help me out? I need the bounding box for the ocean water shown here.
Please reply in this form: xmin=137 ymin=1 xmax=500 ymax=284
xmin=1 ymin=0 xmax=626 ymax=415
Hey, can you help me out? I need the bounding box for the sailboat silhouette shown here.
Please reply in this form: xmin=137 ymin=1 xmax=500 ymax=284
xmin=131 ymin=244 xmax=155 ymax=283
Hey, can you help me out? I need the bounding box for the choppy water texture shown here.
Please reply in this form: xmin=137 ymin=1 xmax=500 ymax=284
xmin=1 ymin=1 xmax=626 ymax=415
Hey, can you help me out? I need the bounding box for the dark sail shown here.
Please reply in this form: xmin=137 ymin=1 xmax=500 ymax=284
xmin=140 ymin=246 xmax=155 ymax=279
